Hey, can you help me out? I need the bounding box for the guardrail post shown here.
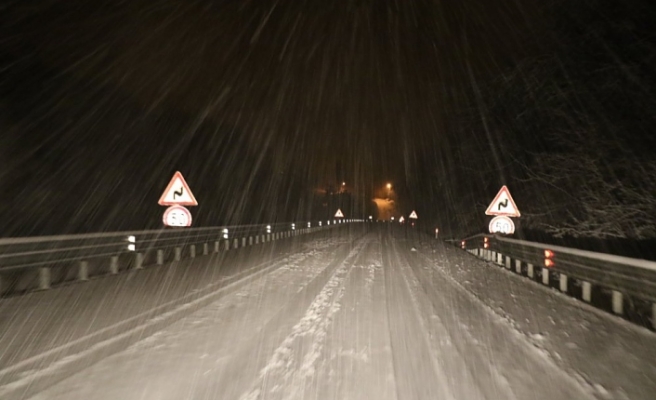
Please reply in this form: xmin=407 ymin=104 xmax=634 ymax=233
xmin=78 ymin=261 xmax=89 ymax=281
xmin=214 ymin=241 xmax=220 ymax=253
xmin=233 ymin=239 xmax=238 ymax=249
xmin=612 ymin=291 xmax=623 ymax=315
xmin=134 ymin=253 xmax=144 ymax=269
xmin=249 ymin=237 xmax=253 ymax=245
xmin=157 ymin=250 xmax=164 ymax=265
xmin=256 ymin=236 xmax=260 ymax=244
xmin=110 ymin=256 xmax=119 ymax=274
xmin=175 ymin=247 xmax=182 ymax=261
xmin=504 ymin=256 xmax=511 ymax=269
xmin=39 ymin=267 xmax=51 ymax=290
xmin=267 ymin=234 xmax=271 ymax=242
xmin=224 ymin=240 xmax=230 ymax=251
xmin=582 ymin=282 xmax=592 ymax=302
xmin=515 ymin=259 xmax=521 ymax=274
xmin=559 ymin=274 xmax=568 ymax=292
xmin=190 ymin=245 xmax=196 ymax=258
xmin=242 ymin=238 xmax=246 ymax=247
xmin=542 ymin=268 xmax=549 ymax=285
xmin=203 ymin=243 xmax=209 ymax=255
xmin=527 ymin=263 xmax=534 ymax=278
xmin=496 ymin=253 xmax=503 ymax=265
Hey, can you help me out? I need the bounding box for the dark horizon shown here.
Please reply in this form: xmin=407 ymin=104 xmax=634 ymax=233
xmin=1 ymin=0 xmax=655 ymax=242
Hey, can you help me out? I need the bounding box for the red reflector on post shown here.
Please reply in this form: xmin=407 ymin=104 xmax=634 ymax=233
xmin=484 ymin=243 xmax=489 ymax=249
xmin=544 ymin=249 xmax=555 ymax=258
xmin=545 ymin=259 xmax=555 ymax=268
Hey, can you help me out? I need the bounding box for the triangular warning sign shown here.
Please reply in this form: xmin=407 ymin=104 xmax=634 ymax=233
xmin=409 ymin=210 xmax=418 ymax=219
xmin=334 ymin=209 xmax=344 ymax=218
xmin=158 ymin=171 xmax=198 ymax=206
xmin=485 ymin=185 xmax=520 ymax=217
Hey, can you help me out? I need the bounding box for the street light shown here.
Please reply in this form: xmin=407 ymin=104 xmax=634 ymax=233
xmin=386 ymin=183 xmax=392 ymax=190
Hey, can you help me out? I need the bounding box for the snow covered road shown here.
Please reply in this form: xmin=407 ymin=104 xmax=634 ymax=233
xmin=27 ymin=228 xmax=656 ymax=399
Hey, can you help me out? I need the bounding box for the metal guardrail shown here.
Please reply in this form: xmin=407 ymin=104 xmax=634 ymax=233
xmin=0 ymin=219 xmax=363 ymax=293
xmin=458 ymin=233 xmax=656 ymax=330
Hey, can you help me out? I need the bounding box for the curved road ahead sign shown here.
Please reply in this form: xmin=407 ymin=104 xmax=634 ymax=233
xmin=485 ymin=186 xmax=520 ymax=217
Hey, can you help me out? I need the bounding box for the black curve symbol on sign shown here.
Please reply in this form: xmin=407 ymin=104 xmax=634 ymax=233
xmin=498 ymin=199 xmax=508 ymax=210
xmin=173 ymin=187 xmax=184 ymax=199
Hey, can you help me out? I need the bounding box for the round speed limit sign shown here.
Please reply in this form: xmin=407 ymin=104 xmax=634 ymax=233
xmin=163 ymin=205 xmax=192 ymax=227
xmin=488 ymin=216 xmax=515 ymax=235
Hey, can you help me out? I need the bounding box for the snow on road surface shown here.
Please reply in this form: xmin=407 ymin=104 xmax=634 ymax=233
xmin=28 ymin=229 xmax=655 ymax=399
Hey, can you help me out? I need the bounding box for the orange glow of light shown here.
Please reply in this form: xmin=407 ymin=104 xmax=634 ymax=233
xmin=484 ymin=243 xmax=489 ymax=249
xmin=544 ymin=259 xmax=555 ymax=268
xmin=386 ymin=183 xmax=392 ymax=189
xmin=544 ymin=249 xmax=555 ymax=258
xmin=484 ymin=237 xmax=489 ymax=243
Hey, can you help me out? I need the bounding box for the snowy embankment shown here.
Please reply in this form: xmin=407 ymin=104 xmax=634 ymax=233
xmin=414 ymin=239 xmax=656 ymax=400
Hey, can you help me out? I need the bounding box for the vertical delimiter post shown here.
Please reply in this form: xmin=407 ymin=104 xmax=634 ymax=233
xmin=559 ymin=274 xmax=568 ymax=292
xmin=134 ymin=253 xmax=144 ymax=269
xmin=527 ymin=263 xmax=534 ymax=278
xmin=39 ymin=267 xmax=51 ymax=290
xmin=515 ymin=259 xmax=522 ymax=274
xmin=582 ymin=282 xmax=592 ymax=302
xmin=110 ymin=256 xmax=119 ymax=274
xmin=612 ymin=291 xmax=623 ymax=315
xmin=157 ymin=250 xmax=164 ymax=265
xmin=175 ymin=247 xmax=182 ymax=261
xmin=190 ymin=245 xmax=196 ymax=258
xmin=78 ymin=261 xmax=89 ymax=281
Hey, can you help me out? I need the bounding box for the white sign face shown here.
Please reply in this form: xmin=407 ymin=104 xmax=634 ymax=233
xmin=334 ymin=209 xmax=344 ymax=218
xmin=485 ymin=185 xmax=520 ymax=217
xmin=488 ymin=216 xmax=515 ymax=234
xmin=409 ymin=210 xmax=418 ymax=219
xmin=159 ymin=171 xmax=198 ymax=206
xmin=163 ymin=205 xmax=192 ymax=227
xmin=399 ymin=216 xmax=405 ymax=223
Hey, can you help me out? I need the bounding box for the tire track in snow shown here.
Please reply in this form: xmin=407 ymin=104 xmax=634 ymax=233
xmin=381 ymin=235 xmax=455 ymax=399
xmin=238 ymin=239 xmax=369 ymax=400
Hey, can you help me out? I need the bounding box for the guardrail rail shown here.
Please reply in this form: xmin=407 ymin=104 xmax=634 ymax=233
xmin=457 ymin=234 xmax=656 ymax=330
xmin=0 ymin=219 xmax=364 ymax=295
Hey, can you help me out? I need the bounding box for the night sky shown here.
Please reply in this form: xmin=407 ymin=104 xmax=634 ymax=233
xmin=2 ymin=0 xmax=655 ymax=239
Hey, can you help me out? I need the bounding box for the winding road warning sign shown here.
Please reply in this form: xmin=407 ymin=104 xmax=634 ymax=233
xmin=485 ymin=186 xmax=520 ymax=217
xmin=158 ymin=171 xmax=198 ymax=206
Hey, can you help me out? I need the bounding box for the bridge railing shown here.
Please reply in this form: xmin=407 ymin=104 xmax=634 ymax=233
xmin=458 ymin=234 xmax=656 ymax=330
xmin=0 ymin=219 xmax=363 ymax=295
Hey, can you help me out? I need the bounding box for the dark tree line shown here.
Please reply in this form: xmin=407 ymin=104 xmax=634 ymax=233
xmin=446 ymin=0 xmax=656 ymax=239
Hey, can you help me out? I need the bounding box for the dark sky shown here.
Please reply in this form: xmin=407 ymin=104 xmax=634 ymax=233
xmin=1 ymin=0 xmax=544 ymax=234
